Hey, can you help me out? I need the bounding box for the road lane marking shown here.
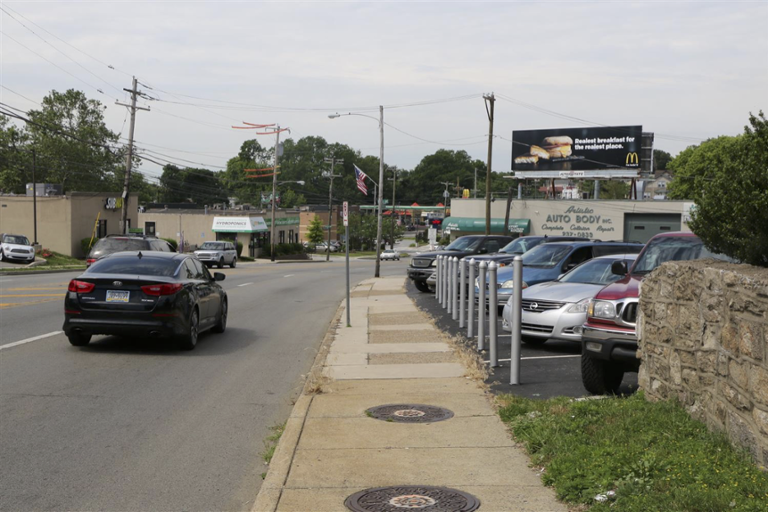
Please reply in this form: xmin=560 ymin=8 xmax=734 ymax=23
xmin=0 ymin=331 xmax=62 ymax=351
xmin=237 ymin=282 xmax=253 ymax=287
xmin=283 ymin=274 xmax=294 ymax=278
xmin=4 ymin=287 xmax=68 ymax=291
xmin=0 ymin=298 xmax=62 ymax=309
xmin=0 ymin=293 xmax=65 ymax=298
xmin=484 ymin=354 xmax=580 ymax=363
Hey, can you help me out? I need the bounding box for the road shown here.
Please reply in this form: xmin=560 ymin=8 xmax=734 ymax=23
xmin=0 ymin=258 xmax=407 ymax=511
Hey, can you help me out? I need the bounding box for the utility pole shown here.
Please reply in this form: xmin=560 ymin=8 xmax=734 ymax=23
xmin=116 ymin=77 xmax=149 ymax=234
xmin=388 ymin=168 xmax=398 ymax=249
xmin=323 ymin=156 xmax=343 ymax=261
xmin=270 ymin=126 xmax=282 ymax=262
xmin=440 ymin=181 xmax=452 ymax=229
xmin=483 ymin=93 xmax=495 ymax=235
xmin=32 ymin=149 xmax=37 ymax=245
xmin=473 ymin=168 xmax=478 ymax=198
xmin=503 ymin=185 xmax=513 ymax=235
xmin=374 ymin=105 xmax=384 ymax=279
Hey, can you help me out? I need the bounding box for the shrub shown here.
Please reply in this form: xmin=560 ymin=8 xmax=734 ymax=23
xmin=162 ymin=238 xmax=178 ymax=251
xmin=236 ymin=241 xmax=243 ymax=256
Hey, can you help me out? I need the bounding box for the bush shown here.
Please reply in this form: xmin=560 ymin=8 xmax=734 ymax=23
xmin=236 ymin=241 xmax=243 ymax=256
xmin=81 ymin=237 xmax=98 ymax=256
xmin=162 ymin=238 xmax=178 ymax=251
xmin=261 ymin=242 xmax=306 ymax=258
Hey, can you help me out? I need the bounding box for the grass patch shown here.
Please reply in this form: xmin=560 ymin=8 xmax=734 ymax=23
xmin=497 ymin=392 xmax=768 ymax=511
xmin=238 ymin=255 xmax=255 ymax=262
xmin=261 ymin=422 xmax=286 ymax=465
xmin=42 ymin=251 xmax=83 ymax=266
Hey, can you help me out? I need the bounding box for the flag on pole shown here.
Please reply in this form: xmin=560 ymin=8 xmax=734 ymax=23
xmin=354 ymin=164 xmax=368 ymax=196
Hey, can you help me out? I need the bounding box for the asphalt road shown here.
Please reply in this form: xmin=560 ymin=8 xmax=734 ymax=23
xmin=0 ymin=258 xmax=407 ymax=512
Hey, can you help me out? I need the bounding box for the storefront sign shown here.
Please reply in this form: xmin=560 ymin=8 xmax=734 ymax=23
xmin=211 ymin=216 xmax=268 ymax=233
xmin=343 ymin=202 xmax=349 ymax=227
xmin=104 ymin=197 xmax=123 ymax=210
xmin=264 ymin=216 xmax=300 ymax=227
xmin=512 ymin=126 xmax=643 ymax=173
xmin=539 ymin=206 xmax=616 ymax=239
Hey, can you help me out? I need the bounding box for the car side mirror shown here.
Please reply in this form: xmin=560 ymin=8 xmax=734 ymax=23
xmin=611 ymin=260 xmax=628 ymax=276
xmin=213 ymin=272 xmax=226 ymax=282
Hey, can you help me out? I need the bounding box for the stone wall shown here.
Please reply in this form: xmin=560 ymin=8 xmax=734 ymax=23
xmin=638 ymin=260 xmax=768 ymax=467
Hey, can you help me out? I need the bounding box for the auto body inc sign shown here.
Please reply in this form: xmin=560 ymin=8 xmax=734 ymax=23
xmin=512 ymin=126 xmax=643 ymax=175
xmin=211 ymin=216 xmax=268 ymax=233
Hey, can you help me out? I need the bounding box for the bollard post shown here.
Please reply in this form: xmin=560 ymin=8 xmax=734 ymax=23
xmin=510 ymin=255 xmax=523 ymax=385
xmin=447 ymin=257 xmax=454 ymax=315
xmin=477 ymin=261 xmax=487 ymax=351
xmin=442 ymin=256 xmax=449 ymax=309
xmin=488 ymin=261 xmax=498 ymax=367
xmin=435 ymin=255 xmax=441 ymax=300
xmin=451 ymin=258 xmax=459 ymax=321
xmin=439 ymin=256 xmax=446 ymax=308
xmin=467 ymin=258 xmax=476 ymax=338
xmin=459 ymin=259 xmax=466 ymax=328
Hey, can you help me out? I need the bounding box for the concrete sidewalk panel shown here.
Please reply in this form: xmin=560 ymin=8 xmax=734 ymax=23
xmin=326 ymin=353 xmax=368 ymax=365
xmin=368 ymin=352 xmax=456 ymax=365
xmin=369 ymin=330 xmax=444 ymax=344
xmin=369 ymin=312 xmax=428 ymax=325
xmin=369 ymin=304 xmax=419 ymax=314
xmin=298 ymin=416 xmax=515 ymax=449
xmin=323 ymin=377 xmax=481 ymax=395
xmin=326 ymin=363 xmax=465 ymax=380
xmin=329 ymin=342 xmax=451 ymax=354
xmin=368 ymin=323 xmax=433 ymax=331
xmin=306 ymin=393 xmax=497 ymax=419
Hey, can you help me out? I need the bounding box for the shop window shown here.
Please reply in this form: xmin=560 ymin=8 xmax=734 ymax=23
xmin=145 ymin=222 xmax=156 ymax=236
xmin=279 ymin=230 xmax=285 ymax=244
xmin=98 ymin=219 xmax=107 ymax=238
xmin=289 ymin=230 xmax=295 ymax=243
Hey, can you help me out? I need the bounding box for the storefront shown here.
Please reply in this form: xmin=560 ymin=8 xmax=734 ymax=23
xmin=441 ymin=217 xmax=530 ymax=236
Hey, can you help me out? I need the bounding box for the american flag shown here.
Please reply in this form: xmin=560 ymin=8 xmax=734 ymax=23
xmin=354 ymin=164 xmax=368 ymax=195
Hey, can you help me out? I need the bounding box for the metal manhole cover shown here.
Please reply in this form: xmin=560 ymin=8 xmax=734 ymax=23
xmin=366 ymin=404 xmax=454 ymax=423
xmin=345 ymin=485 xmax=480 ymax=511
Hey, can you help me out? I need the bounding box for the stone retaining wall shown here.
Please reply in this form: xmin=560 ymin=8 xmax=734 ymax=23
xmin=637 ymin=260 xmax=768 ymax=467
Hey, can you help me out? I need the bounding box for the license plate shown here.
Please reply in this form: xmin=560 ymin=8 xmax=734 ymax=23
xmin=106 ymin=290 xmax=130 ymax=303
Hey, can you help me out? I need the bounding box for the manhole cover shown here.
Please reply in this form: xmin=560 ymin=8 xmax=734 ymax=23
xmin=366 ymin=404 xmax=454 ymax=423
xmin=345 ymin=485 xmax=480 ymax=511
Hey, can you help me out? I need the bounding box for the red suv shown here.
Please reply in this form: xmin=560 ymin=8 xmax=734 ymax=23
xmin=580 ymin=232 xmax=732 ymax=394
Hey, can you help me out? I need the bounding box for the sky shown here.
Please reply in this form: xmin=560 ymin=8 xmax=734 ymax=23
xmin=2 ymin=0 xmax=767 ymax=182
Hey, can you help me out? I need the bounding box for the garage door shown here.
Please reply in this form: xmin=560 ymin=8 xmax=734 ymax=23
xmin=623 ymin=214 xmax=681 ymax=244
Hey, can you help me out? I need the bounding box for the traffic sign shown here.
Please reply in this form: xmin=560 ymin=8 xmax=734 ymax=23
xmin=343 ymin=201 xmax=349 ymax=226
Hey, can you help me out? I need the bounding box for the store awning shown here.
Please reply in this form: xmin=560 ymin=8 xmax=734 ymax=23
xmin=212 ymin=216 xmax=268 ymax=233
xmin=441 ymin=217 xmax=530 ymax=235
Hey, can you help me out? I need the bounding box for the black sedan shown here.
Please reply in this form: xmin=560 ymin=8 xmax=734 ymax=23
xmin=63 ymin=251 xmax=228 ymax=350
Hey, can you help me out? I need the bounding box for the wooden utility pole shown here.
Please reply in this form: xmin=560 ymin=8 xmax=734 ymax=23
xmin=323 ymin=156 xmax=343 ymax=261
xmin=503 ymin=185 xmax=513 ymax=236
xmin=483 ymin=93 xmax=495 ymax=235
xmin=389 ymin=168 xmax=398 ymax=249
xmin=116 ymin=77 xmax=149 ymax=234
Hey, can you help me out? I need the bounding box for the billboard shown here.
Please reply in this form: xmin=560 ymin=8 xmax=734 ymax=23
xmin=512 ymin=126 xmax=643 ymax=175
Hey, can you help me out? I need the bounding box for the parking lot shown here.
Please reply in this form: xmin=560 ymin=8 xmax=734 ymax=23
xmin=406 ymin=280 xmax=638 ymax=399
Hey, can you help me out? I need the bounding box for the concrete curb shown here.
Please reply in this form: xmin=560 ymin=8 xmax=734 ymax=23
xmin=251 ymin=299 xmax=344 ymax=512
xmin=0 ymin=267 xmax=86 ymax=276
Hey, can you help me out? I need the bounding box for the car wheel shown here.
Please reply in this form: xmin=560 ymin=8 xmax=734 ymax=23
xmin=230 ymin=258 xmax=236 ymax=268
xmin=413 ymin=280 xmax=431 ymax=293
xmin=218 ymin=258 xmax=224 ymax=269
xmin=67 ymin=332 xmax=91 ymax=347
xmin=212 ymin=299 xmax=227 ymax=333
xmin=179 ymin=308 xmax=199 ymax=351
xmin=521 ymin=335 xmax=547 ymax=346
xmin=581 ymin=353 xmax=624 ymax=395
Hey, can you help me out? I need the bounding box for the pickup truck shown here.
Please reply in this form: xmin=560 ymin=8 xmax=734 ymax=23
xmin=580 ymin=232 xmax=732 ymax=394
xmin=407 ymin=235 xmax=514 ymax=292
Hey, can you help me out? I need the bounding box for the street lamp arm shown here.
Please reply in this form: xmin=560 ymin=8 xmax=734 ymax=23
xmin=328 ymin=112 xmax=381 ymax=128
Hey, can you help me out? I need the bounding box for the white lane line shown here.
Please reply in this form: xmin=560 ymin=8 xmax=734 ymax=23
xmin=237 ymin=282 xmax=253 ymax=287
xmin=283 ymin=274 xmax=294 ymax=278
xmin=484 ymin=354 xmax=581 ymax=363
xmin=0 ymin=331 xmax=62 ymax=351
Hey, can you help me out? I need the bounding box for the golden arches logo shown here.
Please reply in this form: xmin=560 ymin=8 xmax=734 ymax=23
xmin=626 ymin=152 xmax=639 ymax=166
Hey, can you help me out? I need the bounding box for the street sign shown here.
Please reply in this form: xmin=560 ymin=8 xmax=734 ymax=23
xmin=343 ymin=201 xmax=349 ymax=226
xmin=443 ymin=190 xmax=450 ymax=198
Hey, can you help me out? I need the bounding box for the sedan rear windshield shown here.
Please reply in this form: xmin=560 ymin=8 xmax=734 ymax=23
xmin=521 ymin=244 xmax=573 ymax=268
xmin=92 ymin=239 xmax=148 ymax=252
xmin=632 ymin=236 xmax=730 ymax=275
xmin=86 ymin=256 xmax=181 ymax=276
xmin=2 ymin=235 xmax=30 ymax=245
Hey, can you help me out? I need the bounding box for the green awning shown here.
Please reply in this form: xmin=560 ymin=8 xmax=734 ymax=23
xmin=441 ymin=217 xmax=530 ymax=235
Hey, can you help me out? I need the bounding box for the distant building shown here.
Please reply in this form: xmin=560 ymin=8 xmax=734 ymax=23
xmin=644 ymin=171 xmax=673 ymax=200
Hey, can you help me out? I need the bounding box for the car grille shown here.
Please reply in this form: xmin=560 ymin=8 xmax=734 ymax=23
xmin=622 ymin=302 xmax=638 ymax=324
xmin=411 ymin=258 xmax=432 ymax=268
xmin=521 ymin=299 xmax=564 ymax=312
xmin=521 ymin=322 xmax=553 ymax=333
xmin=11 ymin=249 xmax=32 ymax=254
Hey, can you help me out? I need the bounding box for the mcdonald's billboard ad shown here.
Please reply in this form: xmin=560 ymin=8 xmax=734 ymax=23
xmin=512 ymin=125 xmax=643 ymax=173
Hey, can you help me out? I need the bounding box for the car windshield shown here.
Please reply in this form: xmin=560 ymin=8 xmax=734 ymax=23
xmin=500 ymin=238 xmax=540 ymax=254
xmin=632 ymin=236 xmax=730 ymax=274
xmin=445 ymin=237 xmax=481 ymax=251
xmin=521 ymin=244 xmax=573 ymax=268
xmin=92 ymin=239 xmax=148 ymax=253
xmin=560 ymin=257 xmax=634 ymax=285
xmin=87 ymin=256 xmax=181 ymax=276
xmin=3 ymin=235 xmax=30 ymax=245
xmin=200 ymin=242 xmax=225 ymax=250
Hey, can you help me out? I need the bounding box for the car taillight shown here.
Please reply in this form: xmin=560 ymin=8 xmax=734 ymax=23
xmin=86 ymin=258 xmax=96 ymax=266
xmin=68 ymin=280 xmax=95 ymax=293
xmin=141 ymin=283 xmax=183 ymax=296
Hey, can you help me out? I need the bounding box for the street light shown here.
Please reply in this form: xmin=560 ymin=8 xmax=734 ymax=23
xmin=270 ymin=180 xmax=305 ymax=261
xmin=328 ymin=107 xmax=385 ymax=278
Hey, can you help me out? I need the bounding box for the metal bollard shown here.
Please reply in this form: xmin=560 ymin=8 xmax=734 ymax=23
xmin=451 ymin=258 xmax=459 ymax=320
xmin=477 ymin=261 xmax=487 ymax=351
xmin=440 ymin=256 xmax=446 ymax=308
xmin=459 ymin=259 xmax=466 ymax=328
xmin=467 ymin=258 xmax=476 ymax=338
xmin=488 ymin=261 xmax=498 ymax=367
xmin=442 ymin=256 xmax=449 ymax=309
xmin=510 ymin=255 xmax=523 ymax=385
xmin=447 ymin=257 xmax=454 ymax=315
xmin=435 ymin=255 xmax=441 ymax=300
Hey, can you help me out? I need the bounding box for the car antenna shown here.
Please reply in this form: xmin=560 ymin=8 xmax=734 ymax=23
xmin=137 ymin=251 xmax=143 ymax=259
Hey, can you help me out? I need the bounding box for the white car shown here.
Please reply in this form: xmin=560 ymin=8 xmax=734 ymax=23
xmin=0 ymin=233 xmax=35 ymax=263
xmin=381 ymin=249 xmax=400 ymax=261
xmin=194 ymin=241 xmax=238 ymax=268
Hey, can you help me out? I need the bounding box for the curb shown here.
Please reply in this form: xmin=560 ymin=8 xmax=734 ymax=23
xmin=251 ymin=299 xmax=344 ymax=512
xmin=0 ymin=267 xmax=86 ymax=276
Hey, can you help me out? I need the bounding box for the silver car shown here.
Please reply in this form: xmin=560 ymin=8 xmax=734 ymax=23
xmin=194 ymin=241 xmax=238 ymax=268
xmin=502 ymin=254 xmax=638 ymax=345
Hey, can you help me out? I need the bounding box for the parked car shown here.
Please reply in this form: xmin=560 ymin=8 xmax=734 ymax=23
xmin=316 ymin=242 xmax=338 ymax=253
xmin=0 ymin=233 xmax=35 ymax=263
xmin=87 ymin=235 xmax=173 ymax=267
xmin=472 ymin=235 xmax=590 ymax=268
xmin=63 ymin=251 xmax=227 ymax=350
xmin=580 ymin=232 xmax=733 ymax=395
xmin=194 ymin=241 xmax=238 ymax=268
xmin=478 ymin=241 xmax=645 ymax=311
xmin=381 ymin=249 xmax=400 ymax=261
xmin=502 ymin=254 xmax=638 ymax=345
xmin=408 ymin=235 xmax=515 ymax=293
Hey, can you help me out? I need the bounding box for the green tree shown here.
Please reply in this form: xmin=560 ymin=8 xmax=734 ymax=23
xmin=667 ymin=136 xmax=742 ymax=201
xmin=687 ymin=112 xmax=768 ymax=267
xmin=306 ymin=215 xmax=325 ymax=244
xmin=0 ymin=115 xmax=31 ymax=194
xmin=219 ymin=139 xmax=272 ymax=205
xmin=653 ymin=149 xmax=673 ymax=172
xmin=159 ymin=164 xmax=227 ymax=205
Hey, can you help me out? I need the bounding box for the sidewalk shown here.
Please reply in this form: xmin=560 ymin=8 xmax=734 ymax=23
xmin=254 ymin=276 xmax=566 ymax=512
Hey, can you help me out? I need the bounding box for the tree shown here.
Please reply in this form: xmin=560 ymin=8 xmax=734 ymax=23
xmin=219 ymin=139 xmax=272 ymax=205
xmin=686 ymin=112 xmax=768 ymax=267
xmin=306 ymin=215 xmax=325 ymax=244
xmin=0 ymin=115 xmax=31 ymax=194
xmin=667 ymin=136 xmax=742 ymax=201
xmin=653 ymin=149 xmax=673 ymax=172
xmin=159 ymin=164 xmax=227 ymax=205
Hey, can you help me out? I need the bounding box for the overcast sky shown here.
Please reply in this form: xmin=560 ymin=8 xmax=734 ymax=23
xmin=2 ymin=0 xmax=767 ymax=180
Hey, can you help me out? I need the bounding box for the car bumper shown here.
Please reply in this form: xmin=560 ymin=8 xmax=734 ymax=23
xmin=581 ymin=325 xmax=639 ymax=368
xmin=6 ymin=252 xmax=34 ymax=261
xmin=408 ymin=268 xmax=434 ymax=281
xmin=473 ymin=288 xmax=510 ymax=306
xmin=501 ymin=304 xmax=585 ymax=342
xmin=63 ymin=314 xmax=188 ymax=339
